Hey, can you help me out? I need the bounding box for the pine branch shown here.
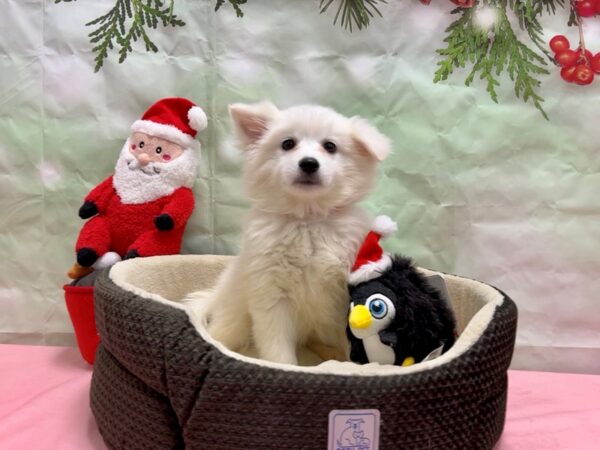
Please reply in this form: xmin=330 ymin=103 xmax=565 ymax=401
xmin=510 ymin=0 xmax=554 ymax=61
xmin=535 ymin=0 xmax=567 ymax=14
xmin=320 ymin=0 xmax=387 ymax=31
xmin=214 ymin=0 xmax=247 ymax=18
xmin=434 ymin=3 xmax=550 ymax=119
xmin=55 ymin=0 xmax=185 ymax=72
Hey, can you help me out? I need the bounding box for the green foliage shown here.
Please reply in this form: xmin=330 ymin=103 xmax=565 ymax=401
xmin=55 ymin=0 xmax=185 ymax=72
xmin=214 ymin=0 xmax=248 ymax=18
xmin=319 ymin=0 xmax=387 ymax=31
xmin=55 ymin=0 xmax=573 ymax=118
xmin=55 ymin=0 xmax=389 ymax=71
xmin=434 ymin=0 xmax=572 ymax=119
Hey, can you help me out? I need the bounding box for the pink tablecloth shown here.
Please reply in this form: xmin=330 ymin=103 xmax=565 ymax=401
xmin=1 ymin=344 xmax=599 ymax=450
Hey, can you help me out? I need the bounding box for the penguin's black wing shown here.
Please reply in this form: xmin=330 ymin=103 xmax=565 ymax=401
xmin=378 ymin=329 xmax=397 ymax=348
xmin=347 ymin=327 xmax=369 ymax=364
xmin=380 ymin=330 xmax=410 ymax=365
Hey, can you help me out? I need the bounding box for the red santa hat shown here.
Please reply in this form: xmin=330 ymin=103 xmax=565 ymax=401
xmin=130 ymin=97 xmax=208 ymax=148
xmin=349 ymin=215 xmax=398 ymax=285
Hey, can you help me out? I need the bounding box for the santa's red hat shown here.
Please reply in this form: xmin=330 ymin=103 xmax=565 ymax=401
xmin=349 ymin=215 xmax=398 ymax=285
xmin=130 ymin=97 xmax=208 ymax=148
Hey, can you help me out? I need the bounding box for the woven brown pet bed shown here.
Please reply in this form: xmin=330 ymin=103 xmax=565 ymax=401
xmin=90 ymin=255 xmax=517 ymax=450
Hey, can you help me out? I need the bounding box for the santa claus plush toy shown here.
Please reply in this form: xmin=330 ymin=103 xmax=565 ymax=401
xmin=68 ymin=97 xmax=207 ymax=279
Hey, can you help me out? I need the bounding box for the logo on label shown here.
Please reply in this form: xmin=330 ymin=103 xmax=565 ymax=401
xmin=328 ymin=409 xmax=380 ymax=450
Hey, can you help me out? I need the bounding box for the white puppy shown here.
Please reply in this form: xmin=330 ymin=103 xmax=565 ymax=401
xmin=190 ymin=102 xmax=391 ymax=365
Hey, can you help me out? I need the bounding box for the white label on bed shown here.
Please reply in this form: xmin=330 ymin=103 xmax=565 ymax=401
xmin=328 ymin=409 xmax=380 ymax=450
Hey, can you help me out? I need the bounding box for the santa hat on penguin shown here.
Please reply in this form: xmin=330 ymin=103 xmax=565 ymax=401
xmin=349 ymin=215 xmax=398 ymax=285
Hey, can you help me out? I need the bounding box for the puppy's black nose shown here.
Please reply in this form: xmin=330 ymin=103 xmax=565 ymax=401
xmin=299 ymin=157 xmax=320 ymax=174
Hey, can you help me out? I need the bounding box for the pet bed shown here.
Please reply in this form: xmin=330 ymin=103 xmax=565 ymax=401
xmin=90 ymin=255 xmax=517 ymax=450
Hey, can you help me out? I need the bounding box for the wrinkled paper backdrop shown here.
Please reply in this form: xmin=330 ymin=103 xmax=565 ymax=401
xmin=1 ymin=0 xmax=599 ymax=373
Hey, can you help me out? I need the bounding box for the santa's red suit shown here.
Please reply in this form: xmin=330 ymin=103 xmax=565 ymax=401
xmin=76 ymin=175 xmax=195 ymax=259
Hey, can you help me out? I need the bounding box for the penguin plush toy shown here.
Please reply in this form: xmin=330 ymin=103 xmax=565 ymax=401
xmin=347 ymin=216 xmax=457 ymax=367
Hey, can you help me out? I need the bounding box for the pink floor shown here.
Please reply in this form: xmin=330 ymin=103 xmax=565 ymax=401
xmin=1 ymin=344 xmax=599 ymax=449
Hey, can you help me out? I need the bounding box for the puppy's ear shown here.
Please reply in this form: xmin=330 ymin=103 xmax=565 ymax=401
xmin=350 ymin=117 xmax=392 ymax=161
xmin=228 ymin=101 xmax=279 ymax=148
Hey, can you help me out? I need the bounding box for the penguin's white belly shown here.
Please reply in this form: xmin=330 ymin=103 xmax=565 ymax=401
xmin=363 ymin=335 xmax=395 ymax=365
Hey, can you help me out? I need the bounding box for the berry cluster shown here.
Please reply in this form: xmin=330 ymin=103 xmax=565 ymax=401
xmin=550 ymin=35 xmax=600 ymax=85
xmin=549 ymin=0 xmax=600 ymax=85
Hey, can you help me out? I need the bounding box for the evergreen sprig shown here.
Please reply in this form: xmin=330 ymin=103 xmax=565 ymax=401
xmin=434 ymin=2 xmax=555 ymax=118
xmin=319 ymin=0 xmax=387 ymax=31
xmin=214 ymin=0 xmax=248 ymax=18
xmin=55 ymin=0 xmax=185 ymax=72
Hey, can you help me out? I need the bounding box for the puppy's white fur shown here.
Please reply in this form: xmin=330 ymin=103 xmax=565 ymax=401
xmin=187 ymin=102 xmax=391 ymax=365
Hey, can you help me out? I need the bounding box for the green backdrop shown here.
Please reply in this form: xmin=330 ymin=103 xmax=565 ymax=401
xmin=1 ymin=0 xmax=599 ymax=374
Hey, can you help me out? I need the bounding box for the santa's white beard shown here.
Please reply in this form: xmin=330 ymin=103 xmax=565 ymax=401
xmin=113 ymin=140 xmax=198 ymax=204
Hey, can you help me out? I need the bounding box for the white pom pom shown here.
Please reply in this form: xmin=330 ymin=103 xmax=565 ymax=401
xmin=372 ymin=215 xmax=397 ymax=237
xmin=188 ymin=106 xmax=208 ymax=132
xmin=92 ymin=251 xmax=122 ymax=269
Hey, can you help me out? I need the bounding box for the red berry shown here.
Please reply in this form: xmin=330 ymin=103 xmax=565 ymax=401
xmin=573 ymin=64 xmax=595 ymax=85
xmin=577 ymin=47 xmax=594 ymax=63
xmin=560 ymin=66 xmax=578 ymax=83
xmin=575 ymin=0 xmax=597 ymax=17
xmin=549 ymin=35 xmax=570 ymax=53
xmin=591 ymin=53 xmax=600 ymax=74
xmin=555 ymin=49 xmax=579 ymax=68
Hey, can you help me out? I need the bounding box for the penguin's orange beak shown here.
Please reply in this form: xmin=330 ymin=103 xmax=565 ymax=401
xmin=349 ymin=305 xmax=372 ymax=329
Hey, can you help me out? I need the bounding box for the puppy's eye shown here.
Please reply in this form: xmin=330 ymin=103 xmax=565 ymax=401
xmin=155 ymin=146 xmax=162 ymax=154
xmin=323 ymin=141 xmax=337 ymax=154
xmin=139 ymin=141 xmax=145 ymax=148
xmin=281 ymin=138 xmax=296 ymax=151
